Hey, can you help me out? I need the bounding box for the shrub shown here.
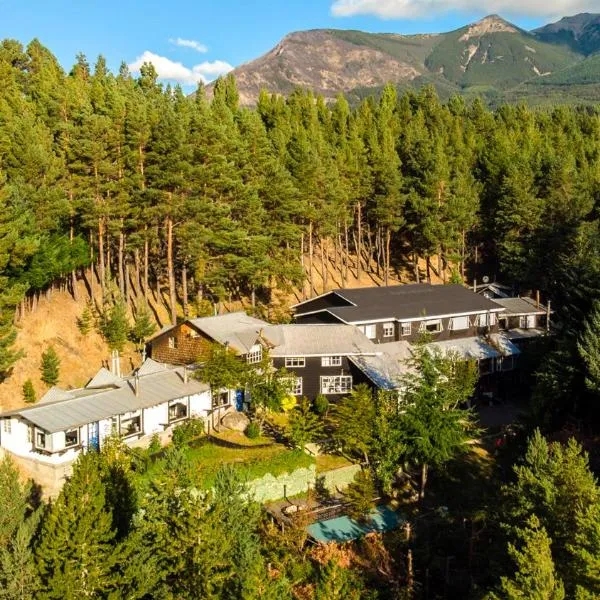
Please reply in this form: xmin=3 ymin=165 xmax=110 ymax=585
xmin=344 ymin=469 xmax=376 ymax=523
xmin=314 ymin=394 xmax=329 ymax=416
xmin=22 ymin=379 xmax=36 ymax=403
xmin=77 ymin=301 xmax=94 ymax=335
xmin=147 ymin=433 xmax=162 ymax=455
xmin=281 ymin=395 xmax=297 ymax=412
xmin=172 ymin=418 xmax=205 ymax=448
xmin=245 ymin=421 xmax=261 ymax=439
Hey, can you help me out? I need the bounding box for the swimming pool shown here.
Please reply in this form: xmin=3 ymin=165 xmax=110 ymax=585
xmin=306 ymin=506 xmax=402 ymax=543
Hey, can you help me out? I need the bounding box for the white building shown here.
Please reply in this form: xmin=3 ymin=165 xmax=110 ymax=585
xmin=0 ymin=359 xmax=212 ymax=472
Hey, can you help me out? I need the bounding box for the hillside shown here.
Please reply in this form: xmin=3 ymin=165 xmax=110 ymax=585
xmin=214 ymin=13 xmax=600 ymax=105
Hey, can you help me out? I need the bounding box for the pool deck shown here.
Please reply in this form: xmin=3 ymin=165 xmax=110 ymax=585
xmin=306 ymin=506 xmax=403 ymax=543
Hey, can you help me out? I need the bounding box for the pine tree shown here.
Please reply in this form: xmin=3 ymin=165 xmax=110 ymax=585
xmin=568 ymin=503 xmax=600 ymax=599
xmin=287 ymin=397 xmax=323 ymax=450
xmin=130 ymin=303 xmax=156 ymax=349
xmin=40 ymin=346 xmax=60 ymax=386
xmin=315 ymin=560 xmax=366 ymax=600
xmin=36 ymin=452 xmax=116 ymax=598
xmin=496 ymin=516 xmax=564 ymax=600
xmin=21 ymin=380 xmax=36 ymax=404
xmin=98 ymin=299 xmax=130 ymax=352
xmin=76 ymin=301 xmax=93 ymax=335
xmin=344 ymin=469 xmax=376 ymax=523
xmin=578 ymin=299 xmax=600 ymax=393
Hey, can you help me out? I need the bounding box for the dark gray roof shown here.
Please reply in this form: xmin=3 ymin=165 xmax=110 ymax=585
xmin=0 ymin=361 xmax=209 ymax=433
xmin=295 ymin=284 xmax=504 ymax=323
xmin=264 ymin=324 xmax=378 ymax=357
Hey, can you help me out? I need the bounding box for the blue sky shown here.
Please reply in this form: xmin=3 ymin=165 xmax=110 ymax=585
xmin=0 ymin=0 xmax=593 ymax=89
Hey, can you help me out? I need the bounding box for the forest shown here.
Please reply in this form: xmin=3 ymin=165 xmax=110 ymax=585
xmin=2 ymin=36 xmax=600 ymax=598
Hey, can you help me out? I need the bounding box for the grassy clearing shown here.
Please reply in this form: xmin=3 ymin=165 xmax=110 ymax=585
xmin=137 ymin=436 xmax=315 ymax=491
xmin=316 ymin=453 xmax=354 ymax=473
xmin=210 ymin=429 xmax=273 ymax=447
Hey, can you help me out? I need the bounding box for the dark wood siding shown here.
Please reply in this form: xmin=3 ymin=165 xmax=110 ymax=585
xmin=356 ymin=315 xmax=501 ymax=344
xmin=149 ymin=323 xmax=213 ymax=365
xmin=295 ymin=312 xmax=345 ymax=325
xmin=273 ymin=355 xmax=362 ymax=401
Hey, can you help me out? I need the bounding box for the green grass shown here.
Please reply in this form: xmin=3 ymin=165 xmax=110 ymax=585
xmin=137 ymin=437 xmax=315 ymax=491
xmin=316 ymin=453 xmax=354 ymax=473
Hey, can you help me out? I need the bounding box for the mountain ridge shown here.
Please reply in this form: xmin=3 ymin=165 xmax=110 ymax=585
xmin=211 ymin=13 xmax=600 ymax=106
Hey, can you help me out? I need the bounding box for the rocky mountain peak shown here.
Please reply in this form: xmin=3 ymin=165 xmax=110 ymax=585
xmin=459 ymin=15 xmax=518 ymax=41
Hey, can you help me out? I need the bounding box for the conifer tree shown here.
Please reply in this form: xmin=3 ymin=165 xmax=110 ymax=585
xmin=578 ymin=299 xmax=600 ymax=393
xmin=22 ymin=379 xmax=36 ymax=404
xmin=287 ymin=397 xmax=323 ymax=450
xmin=36 ymin=452 xmax=116 ymax=598
xmin=40 ymin=346 xmax=60 ymax=386
xmin=130 ymin=303 xmax=156 ymax=349
xmin=496 ymin=516 xmax=564 ymax=600
xmin=98 ymin=299 xmax=129 ymax=352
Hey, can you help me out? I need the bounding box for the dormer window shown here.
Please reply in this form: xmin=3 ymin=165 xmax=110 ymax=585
xmin=246 ymin=345 xmax=263 ymax=364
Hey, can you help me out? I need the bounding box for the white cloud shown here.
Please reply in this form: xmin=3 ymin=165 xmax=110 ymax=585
xmin=170 ymin=37 xmax=208 ymax=53
xmin=128 ymin=51 xmax=233 ymax=85
xmin=331 ymin=0 xmax=598 ymax=19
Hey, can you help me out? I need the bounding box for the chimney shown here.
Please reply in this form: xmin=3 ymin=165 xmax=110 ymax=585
xmin=134 ymin=374 xmax=140 ymax=397
xmin=473 ymin=278 xmax=477 ymax=293
xmin=536 ymin=290 xmax=540 ymax=309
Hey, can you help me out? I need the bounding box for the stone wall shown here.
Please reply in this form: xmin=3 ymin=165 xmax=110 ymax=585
xmin=245 ymin=464 xmax=316 ymax=503
xmin=317 ymin=463 xmax=361 ymax=494
xmin=243 ymin=463 xmax=361 ymax=503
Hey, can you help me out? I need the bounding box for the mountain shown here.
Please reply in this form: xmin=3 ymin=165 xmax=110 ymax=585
xmin=534 ymin=13 xmax=600 ymax=56
xmin=216 ymin=14 xmax=600 ymax=106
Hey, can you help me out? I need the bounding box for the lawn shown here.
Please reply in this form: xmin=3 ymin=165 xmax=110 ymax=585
xmin=316 ymin=453 xmax=354 ymax=472
xmin=137 ymin=435 xmax=315 ymax=491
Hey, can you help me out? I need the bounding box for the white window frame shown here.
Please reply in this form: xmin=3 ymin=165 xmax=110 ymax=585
xmin=400 ymin=322 xmax=412 ymax=337
xmin=168 ymin=398 xmax=189 ymax=423
xmin=420 ymin=319 xmax=443 ymax=334
xmin=320 ymin=375 xmax=353 ymax=395
xmin=246 ymin=345 xmax=263 ymax=364
xmin=449 ymin=316 xmax=470 ymax=331
xmin=168 ymin=336 xmax=176 ymax=349
xmin=478 ymin=313 xmax=497 ymax=328
xmin=285 ymin=356 xmax=306 ymax=368
xmin=64 ymin=428 xmax=79 ymax=448
xmin=287 ymin=377 xmax=303 ymax=396
xmin=383 ymin=322 xmax=395 ymax=338
xmin=520 ymin=315 xmax=537 ymax=329
xmin=362 ymin=324 xmax=377 ymax=339
xmin=2 ymin=419 xmax=11 ymax=434
xmin=321 ymin=356 xmax=342 ymax=367
xmin=496 ymin=356 xmax=515 ymax=372
xmin=119 ymin=411 xmax=142 ymax=439
xmin=35 ymin=428 xmax=47 ymax=450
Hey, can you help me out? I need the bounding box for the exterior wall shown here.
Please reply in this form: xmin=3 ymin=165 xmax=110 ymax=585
xmin=273 ymin=356 xmax=357 ymax=401
xmin=317 ymin=463 xmax=362 ymax=493
xmin=150 ymin=322 xmax=213 ymax=365
xmin=190 ymin=391 xmax=212 ymax=416
xmin=356 ymin=314 xmax=501 ymax=344
xmin=294 ymin=312 xmax=345 ymax=325
xmin=294 ymin=293 xmax=351 ymax=315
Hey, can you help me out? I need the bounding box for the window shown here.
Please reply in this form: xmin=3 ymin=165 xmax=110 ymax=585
xmin=119 ymin=411 xmax=142 ymax=438
xmin=321 ymin=356 xmax=342 ymax=367
xmin=64 ymin=428 xmax=79 ymax=448
xmin=420 ymin=320 xmax=443 ymax=334
xmin=450 ymin=316 xmax=470 ymax=331
xmin=35 ymin=429 xmax=46 ymax=450
xmin=2 ymin=419 xmax=10 ymax=434
xmin=27 ymin=427 xmax=32 ymax=444
xmin=479 ymin=359 xmax=494 ymax=375
xmin=383 ymin=322 xmax=394 ymax=337
xmin=400 ymin=322 xmax=412 ymax=337
xmin=320 ymin=375 xmax=353 ymax=395
xmin=168 ymin=399 xmax=189 ymax=423
xmin=520 ymin=315 xmax=537 ymax=329
xmin=246 ymin=345 xmax=263 ymax=364
xmin=477 ymin=313 xmax=497 ymax=328
xmin=496 ymin=356 xmax=515 ymax=372
xmin=362 ymin=324 xmax=376 ymax=339
xmin=286 ymin=377 xmax=303 ymax=396
xmin=285 ymin=356 xmax=305 ymax=368
xmin=168 ymin=336 xmax=177 ymax=349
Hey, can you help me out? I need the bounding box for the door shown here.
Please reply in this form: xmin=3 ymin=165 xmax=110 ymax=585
xmin=235 ymin=389 xmax=244 ymax=412
xmin=88 ymin=421 xmax=100 ymax=451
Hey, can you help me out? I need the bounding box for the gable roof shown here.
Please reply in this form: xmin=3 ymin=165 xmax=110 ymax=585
xmin=349 ymin=354 xmax=408 ymax=391
xmin=1 ymin=360 xmax=209 ymax=433
xmin=294 ymin=284 xmax=504 ymax=323
xmin=264 ymin=324 xmax=378 ymax=357
xmin=187 ymin=312 xmax=270 ymax=354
